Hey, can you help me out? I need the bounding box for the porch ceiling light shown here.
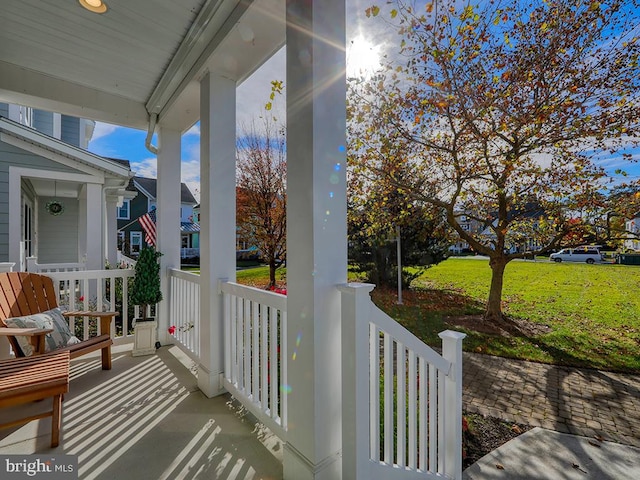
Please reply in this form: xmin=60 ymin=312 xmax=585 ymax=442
xmin=79 ymin=0 xmax=108 ymax=14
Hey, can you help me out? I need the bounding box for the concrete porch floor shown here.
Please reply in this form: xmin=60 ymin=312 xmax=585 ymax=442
xmin=0 ymin=344 xmax=284 ymax=480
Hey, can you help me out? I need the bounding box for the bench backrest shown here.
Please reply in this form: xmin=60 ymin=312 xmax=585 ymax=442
xmin=0 ymin=272 xmax=59 ymax=323
xmin=0 ymin=272 xmax=58 ymax=320
xmin=0 ymin=273 xmax=60 ymax=357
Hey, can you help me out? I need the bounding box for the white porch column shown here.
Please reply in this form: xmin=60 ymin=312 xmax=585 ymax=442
xmin=84 ymin=183 xmax=103 ymax=270
xmin=105 ymin=195 xmax=119 ymax=267
xmin=284 ymin=1 xmax=347 ymax=479
xmin=156 ymin=126 xmax=182 ymax=346
xmin=198 ymin=71 xmax=236 ymax=397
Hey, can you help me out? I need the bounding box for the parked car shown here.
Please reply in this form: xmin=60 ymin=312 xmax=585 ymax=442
xmin=550 ymin=246 xmax=604 ymax=264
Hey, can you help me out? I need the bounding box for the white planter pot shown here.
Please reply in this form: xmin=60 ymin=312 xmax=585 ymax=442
xmin=132 ymin=319 xmax=157 ymax=357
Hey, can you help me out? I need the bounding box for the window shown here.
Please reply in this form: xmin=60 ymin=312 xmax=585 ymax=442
xmin=130 ymin=232 xmax=142 ymax=254
xmin=117 ymin=200 xmax=130 ymax=220
xmin=19 ymin=106 xmax=33 ymax=127
xmin=117 ymin=232 xmax=125 ymax=250
xmin=182 ymin=236 xmax=189 ymax=248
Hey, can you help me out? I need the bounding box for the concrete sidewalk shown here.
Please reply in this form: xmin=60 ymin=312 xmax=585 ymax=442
xmin=462 ymin=352 xmax=640 ymax=448
xmin=464 ymin=427 xmax=640 ymax=480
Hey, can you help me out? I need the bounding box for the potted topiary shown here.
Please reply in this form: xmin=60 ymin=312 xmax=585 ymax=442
xmin=130 ymin=246 xmax=163 ymax=356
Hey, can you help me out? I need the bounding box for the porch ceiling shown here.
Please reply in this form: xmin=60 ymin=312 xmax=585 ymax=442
xmin=0 ymin=0 xmax=285 ymax=132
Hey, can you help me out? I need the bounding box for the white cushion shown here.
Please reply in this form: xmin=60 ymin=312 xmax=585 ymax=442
xmin=4 ymin=308 xmax=80 ymax=356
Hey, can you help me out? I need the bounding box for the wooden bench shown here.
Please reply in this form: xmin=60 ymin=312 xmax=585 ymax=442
xmin=0 ymin=272 xmax=117 ymax=370
xmin=0 ymin=350 xmax=70 ymax=447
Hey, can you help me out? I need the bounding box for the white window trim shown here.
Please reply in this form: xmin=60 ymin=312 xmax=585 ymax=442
xmin=117 ymin=199 xmax=130 ymax=220
xmin=130 ymin=231 xmax=142 ymax=249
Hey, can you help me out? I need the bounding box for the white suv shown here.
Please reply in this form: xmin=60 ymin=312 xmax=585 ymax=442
xmin=550 ymin=246 xmax=604 ymax=264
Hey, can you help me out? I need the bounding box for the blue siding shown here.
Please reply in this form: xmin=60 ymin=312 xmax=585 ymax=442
xmin=60 ymin=115 xmax=80 ymax=147
xmin=33 ymin=110 xmax=54 ymax=136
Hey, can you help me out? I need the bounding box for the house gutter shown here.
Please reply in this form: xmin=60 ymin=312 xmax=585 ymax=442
xmin=145 ymin=113 xmax=159 ymax=155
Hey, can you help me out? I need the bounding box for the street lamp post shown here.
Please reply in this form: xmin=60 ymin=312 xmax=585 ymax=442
xmin=396 ymin=225 xmax=403 ymax=305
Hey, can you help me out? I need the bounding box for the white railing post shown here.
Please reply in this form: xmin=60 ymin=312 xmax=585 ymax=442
xmin=26 ymin=256 xmax=36 ymax=272
xmin=339 ymin=283 xmax=375 ymax=480
xmin=439 ymin=330 xmax=467 ymax=480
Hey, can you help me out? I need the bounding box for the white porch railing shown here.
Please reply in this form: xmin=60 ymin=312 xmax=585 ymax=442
xmin=167 ymin=268 xmax=201 ymax=360
xmin=180 ymin=247 xmax=199 ymax=259
xmin=47 ymin=268 xmax=135 ymax=342
xmin=0 ymin=262 xmax=15 ymax=273
xmin=27 ymin=257 xmax=86 ymax=273
xmin=340 ymin=283 xmax=466 ymax=480
xmin=116 ymin=251 xmax=137 ymax=268
xmin=220 ymin=281 xmax=288 ymax=440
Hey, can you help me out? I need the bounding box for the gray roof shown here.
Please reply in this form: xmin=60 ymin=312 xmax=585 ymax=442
xmin=134 ymin=176 xmax=197 ymax=204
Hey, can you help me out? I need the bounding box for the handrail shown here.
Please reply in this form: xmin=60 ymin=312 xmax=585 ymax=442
xmin=370 ymin=300 xmax=451 ymax=374
xmin=27 ymin=257 xmax=86 ymax=273
xmin=219 ymin=281 xmax=287 ymax=311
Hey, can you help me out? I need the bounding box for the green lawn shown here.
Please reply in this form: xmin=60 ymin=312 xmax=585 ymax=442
xmin=188 ymin=260 xmax=640 ymax=372
xmin=398 ymin=258 xmax=640 ymax=372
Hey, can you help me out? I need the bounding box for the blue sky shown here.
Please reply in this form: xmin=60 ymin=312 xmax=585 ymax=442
xmin=87 ymin=1 xmax=640 ymax=202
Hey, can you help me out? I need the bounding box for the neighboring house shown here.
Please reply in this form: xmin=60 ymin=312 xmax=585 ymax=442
xmin=0 ymin=104 xmax=133 ymax=271
xmin=450 ymin=203 xmax=546 ymax=255
xmin=448 ymin=213 xmax=484 ymax=254
xmin=624 ymin=214 xmax=640 ymax=251
xmin=117 ymin=176 xmax=198 ymax=257
xmin=194 ymin=193 xmax=260 ymax=261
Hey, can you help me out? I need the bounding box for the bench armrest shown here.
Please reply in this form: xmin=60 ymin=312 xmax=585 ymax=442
xmin=0 ymin=327 xmax=53 ymax=354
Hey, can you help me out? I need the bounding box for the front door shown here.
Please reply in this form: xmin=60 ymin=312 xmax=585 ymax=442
xmin=21 ymin=195 xmax=34 ymax=269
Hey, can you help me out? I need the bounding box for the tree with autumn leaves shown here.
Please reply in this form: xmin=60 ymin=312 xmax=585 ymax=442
xmin=348 ymin=0 xmax=640 ymax=322
xmin=348 ymin=146 xmax=451 ymax=288
xmin=237 ymin=108 xmax=287 ymax=289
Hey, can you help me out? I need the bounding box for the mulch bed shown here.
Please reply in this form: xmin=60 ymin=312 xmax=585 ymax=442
xmin=447 ymin=315 xmax=536 ymax=469
xmin=463 ymin=413 xmax=532 ymax=469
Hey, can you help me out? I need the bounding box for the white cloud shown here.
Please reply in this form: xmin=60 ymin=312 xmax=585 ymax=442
xmin=181 ymin=144 xmax=201 ymax=202
xmin=91 ymin=122 xmax=119 ymax=141
xmin=131 ymin=158 xmax=157 ymax=178
xmin=184 ymin=123 xmax=200 ymax=136
xmin=236 ymin=47 xmax=286 ymax=128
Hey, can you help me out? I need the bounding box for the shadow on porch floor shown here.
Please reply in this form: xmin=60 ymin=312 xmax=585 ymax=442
xmin=0 ymin=344 xmax=283 ymax=480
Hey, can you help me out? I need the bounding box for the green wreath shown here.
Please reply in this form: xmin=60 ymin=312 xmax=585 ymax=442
xmin=46 ymin=200 xmax=65 ymax=216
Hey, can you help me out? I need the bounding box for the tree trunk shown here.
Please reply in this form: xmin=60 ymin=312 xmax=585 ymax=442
xmin=485 ymin=256 xmax=508 ymax=323
xmin=269 ymin=258 xmax=277 ymax=288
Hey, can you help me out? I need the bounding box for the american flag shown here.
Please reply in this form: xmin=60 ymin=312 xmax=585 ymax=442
xmin=139 ymin=209 xmax=157 ymax=247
